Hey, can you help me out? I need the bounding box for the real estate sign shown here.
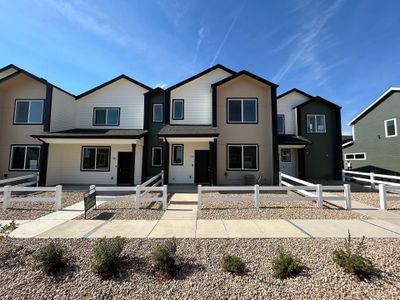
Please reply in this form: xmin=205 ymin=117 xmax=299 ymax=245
xmin=84 ymin=188 xmax=96 ymax=219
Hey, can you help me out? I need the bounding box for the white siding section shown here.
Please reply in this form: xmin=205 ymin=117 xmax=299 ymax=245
xmin=50 ymin=87 xmax=76 ymax=131
xmin=277 ymin=91 xmax=311 ymax=134
xmin=76 ymin=78 xmax=148 ymax=129
xmin=170 ymin=68 xmax=232 ymax=125
xmin=47 ymin=143 xmax=142 ymax=185
xmin=169 ymin=142 xmax=209 ymax=184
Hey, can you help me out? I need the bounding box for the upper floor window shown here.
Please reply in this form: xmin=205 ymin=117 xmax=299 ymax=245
xmin=93 ymin=108 xmax=120 ymax=126
xmin=277 ymin=114 xmax=285 ymax=134
xmin=81 ymin=146 xmax=110 ymax=171
xmin=227 ymin=144 xmax=258 ymax=170
xmin=227 ymin=98 xmax=257 ymax=123
xmin=14 ymin=99 xmax=44 ymax=124
xmin=10 ymin=145 xmax=40 ymax=170
xmin=384 ymin=118 xmax=397 ymax=138
xmin=172 ymin=99 xmax=184 ymax=120
xmin=307 ymin=114 xmax=326 ymax=133
xmin=153 ymin=104 xmax=164 ymax=123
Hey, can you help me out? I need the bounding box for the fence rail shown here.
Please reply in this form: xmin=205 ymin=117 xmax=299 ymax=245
xmin=1 ymin=185 xmax=62 ymax=211
xmin=342 ymin=169 xmax=400 ymax=189
xmin=378 ymin=184 xmax=400 ymax=210
xmin=0 ymin=173 xmax=39 ymax=187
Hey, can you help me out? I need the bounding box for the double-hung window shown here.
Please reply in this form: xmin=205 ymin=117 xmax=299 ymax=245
xmin=227 ymin=98 xmax=257 ymax=123
xmin=10 ymin=145 xmax=40 ymax=170
xmin=93 ymin=108 xmax=120 ymax=126
xmin=153 ymin=104 xmax=164 ymax=123
xmin=384 ymin=118 xmax=397 ymax=138
xmin=152 ymin=147 xmax=163 ymax=167
xmin=171 ymin=144 xmax=183 ymax=165
xmin=344 ymin=153 xmax=366 ymax=160
xmin=227 ymin=145 xmax=258 ymax=170
xmin=307 ymin=114 xmax=326 ymax=133
xmin=277 ymin=114 xmax=285 ymax=134
xmin=172 ymin=99 xmax=184 ymax=120
xmin=81 ymin=147 xmax=110 ymax=171
xmin=14 ymin=99 xmax=44 ymax=124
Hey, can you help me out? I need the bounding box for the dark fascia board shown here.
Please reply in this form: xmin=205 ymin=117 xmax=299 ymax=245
xmin=293 ymin=96 xmax=341 ymax=110
xmin=277 ymin=88 xmax=314 ymax=99
xmin=0 ymin=64 xmax=21 ymax=73
xmin=166 ymin=64 xmax=236 ymax=91
xmin=211 ymin=70 xmax=278 ymax=88
xmin=159 ymin=133 xmax=219 ymax=138
xmin=144 ymin=87 xmax=164 ymax=95
xmin=31 ymin=132 xmax=147 ymax=139
xmin=76 ymin=74 xmax=152 ymax=99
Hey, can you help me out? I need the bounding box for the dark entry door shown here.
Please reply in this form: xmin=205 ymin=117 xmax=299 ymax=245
xmin=117 ymin=152 xmax=133 ymax=185
xmin=194 ymin=150 xmax=210 ymax=184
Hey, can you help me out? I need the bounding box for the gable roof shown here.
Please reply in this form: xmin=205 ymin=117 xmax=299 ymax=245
xmin=293 ymin=96 xmax=341 ymax=110
xmin=211 ymin=70 xmax=278 ymax=88
xmin=76 ymin=74 xmax=151 ymax=99
xmin=348 ymin=87 xmax=400 ymax=125
xmin=166 ymin=64 xmax=235 ymax=91
xmin=277 ymin=88 xmax=313 ymax=99
xmin=0 ymin=64 xmax=20 ymax=74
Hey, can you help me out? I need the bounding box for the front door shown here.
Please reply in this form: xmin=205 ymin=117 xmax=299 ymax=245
xmin=279 ymin=148 xmax=298 ymax=177
xmin=117 ymin=152 xmax=133 ymax=185
xmin=194 ymin=150 xmax=210 ymax=184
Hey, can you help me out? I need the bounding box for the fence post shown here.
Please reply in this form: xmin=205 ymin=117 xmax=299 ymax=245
xmin=254 ymin=184 xmax=260 ymax=208
xmin=198 ymin=185 xmax=202 ymax=210
xmin=278 ymin=172 xmax=282 ymax=186
xmin=162 ymin=185 xmax=167 ymax=210
xmin=161 ymin=170 xmax=164 ymax=185
xmin=379 ymin=184 xmax=387 ymax=210
xmin=316 ymin=184 xmax=323 ymax=209
xmin=2 ymin=186 xmax=10 ymax=211
xmin=54 ymin=185 xmax=62 ymax=211
xmin=135 ymin=185 xmax=141 ymax=209
xmin=344 ymin=184 xmax=352 ymax=210
xmin=342 ymin=169 xmax=345 ymax=182
xmin=370 ymin=172 xmax=375 ymax=189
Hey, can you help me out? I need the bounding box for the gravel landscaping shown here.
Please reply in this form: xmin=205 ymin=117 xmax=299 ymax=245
xmin=198 ymin=192 xmax=367 ymax=220
xmin=0 ymin=192 xmax=83 ymax=220
xmin=0 ymin=237 xmax=399 ymax=299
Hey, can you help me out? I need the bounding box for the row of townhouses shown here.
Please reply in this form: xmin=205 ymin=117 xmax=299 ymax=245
xmin=0 ymin=64 xmax=342 ymax=186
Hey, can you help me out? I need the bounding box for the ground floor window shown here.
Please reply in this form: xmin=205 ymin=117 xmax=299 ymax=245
xmin=10 ymin=145 xmax=40 ymax=170
xmin=281 ymin=149 xmax=291 ymax=162
xmin=227 ymin=144 xmax=258 ymax=170
xmin=81 ymin=146 xmax=111 ymax=171
xmin=152 ymin=147 xmax=163 ymax=167
xmin=344 ymin=152 xmax=366 ymax=160
xmin=171 ymin=144 xmax=183 ymax=165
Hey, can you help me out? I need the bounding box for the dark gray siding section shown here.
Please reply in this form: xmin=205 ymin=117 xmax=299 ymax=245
xmin=298 ymin=101 xmax=342 ymax=180
xmin=343 ymin=92 xmax=400 ymax=175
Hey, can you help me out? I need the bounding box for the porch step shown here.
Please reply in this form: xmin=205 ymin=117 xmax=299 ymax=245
xmin=169 ymin=200 xmax=198 ymax=205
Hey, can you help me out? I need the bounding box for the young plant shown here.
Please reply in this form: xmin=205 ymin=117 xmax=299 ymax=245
xmin=33 ymin=241 xmax=66 ymax=275
xmin=0 ymin=220 xmax=17 ymax=235
xmin=333 ymin=231 xmax=375 ymax=281
xmin=91 ymin=236 xmax=126 ymax=279
xmin=222 ymin=254 xmax=246 ymax=275
xmin=149 ymin=238 xmax=178 ymax=279
xmin=272 ymin=247 xmax=301 ymax=279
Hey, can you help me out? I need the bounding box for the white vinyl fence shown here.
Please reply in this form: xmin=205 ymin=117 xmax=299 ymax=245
xmin=0 ymin=173 xmax=39 ymax=187
xmin=91 ymin=171 xmax=167 ymax=210
xmin=378 ymin=184 xmax=400 ymax=210
xmin=342 ymin=169 xmax=400 ymax=189
xmin=0 ymin=185 xmax=62 ymax=211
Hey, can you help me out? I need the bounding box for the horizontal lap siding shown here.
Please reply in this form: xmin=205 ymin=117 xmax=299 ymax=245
xmin=170 ymin=69 xmax=232 ymax=125
xmin=50 ymin=87 xmax=76 ymax=132
xmin=277 ymin=92 xmax=310 ymax=135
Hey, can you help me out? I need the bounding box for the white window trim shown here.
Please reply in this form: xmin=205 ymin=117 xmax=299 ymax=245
xmin=384 ymin=118 xmax=397 ymax=138
xmin=306 ymin=114 xmax=326 ymax=133
xmin=14 ymin=99 xmax=44 ymax=124
xmin=344 ymin=152 xmax=366 ymax=161
xmin=227 ymin=144 xmax=259 ymax=170
xmin=278 ymin=114 xmax=285 ymax=134
xmin=152 ymin=104 xmax=164 ymax=123
xmin=81 ymin=147 xmax=111 ymax=171
xmin=172 ymin=99 xmax=184 ymax=120
xmin=93 ymin=108 xmax=120 ymax=126
xmin=9 ymin=145 xmax=41 ymax=171
xmin=171 ymin=144 xmax=183 ymax=165
xmin=151 ymin=147 xmax=163 ymax=167
xmin=227 ymin=98 xmax=258 ymax=123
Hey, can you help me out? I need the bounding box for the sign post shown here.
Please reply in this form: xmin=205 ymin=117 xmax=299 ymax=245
xmin=84 ymin=185 xmax=96 ymax=219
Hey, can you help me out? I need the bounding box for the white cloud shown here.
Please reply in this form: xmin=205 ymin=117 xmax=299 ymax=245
xmin=155 ymin=82 xmax=168 ymax=89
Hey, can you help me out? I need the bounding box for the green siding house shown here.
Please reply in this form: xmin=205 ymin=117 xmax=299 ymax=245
xmin=343 ymin=87 xmax=400 ymax=175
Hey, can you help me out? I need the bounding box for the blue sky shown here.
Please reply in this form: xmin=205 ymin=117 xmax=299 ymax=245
xmin=0 ymin=0 xmax=399 ymax=134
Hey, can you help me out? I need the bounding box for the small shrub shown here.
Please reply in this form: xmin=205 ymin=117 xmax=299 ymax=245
xmin=91 ymin=236 xmax=126 ymax=279
xmin=222 ymin=254 xmax=246 ymax=275
xmin=0 ymin=220 xmax=17 ymax=234
xmin=149 ymin=238 xmax=178 ymax=279
xmin=33 ymin=241 xmax=66 ymax=274
xmin=272 ymin=247 xmax=301 ymax=279
xmin=333 ymin=231 xmax=375 ymax=281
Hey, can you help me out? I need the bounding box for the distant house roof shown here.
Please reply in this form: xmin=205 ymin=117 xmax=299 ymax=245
xmin=158 ymin=125 xmax=219 ymax=137
xmin=342 ymin=135 xmax=353 ymax=144
xmin=277 ymin=88 xmax=313 ymax=99
xmin=348 ymin=87 xmax=400 ymax=125
xmin=76 ymin=74 xmax=151 ymax=99
xmin=277 ymin=134 xmax=312 ymax=145
xmin=32 ymin=128 xmax=147 ymax=139
xmin=166 ymin=64 xmax=235 ymax=91
xmin=211 ymin=70 xmax=278 ymax=88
